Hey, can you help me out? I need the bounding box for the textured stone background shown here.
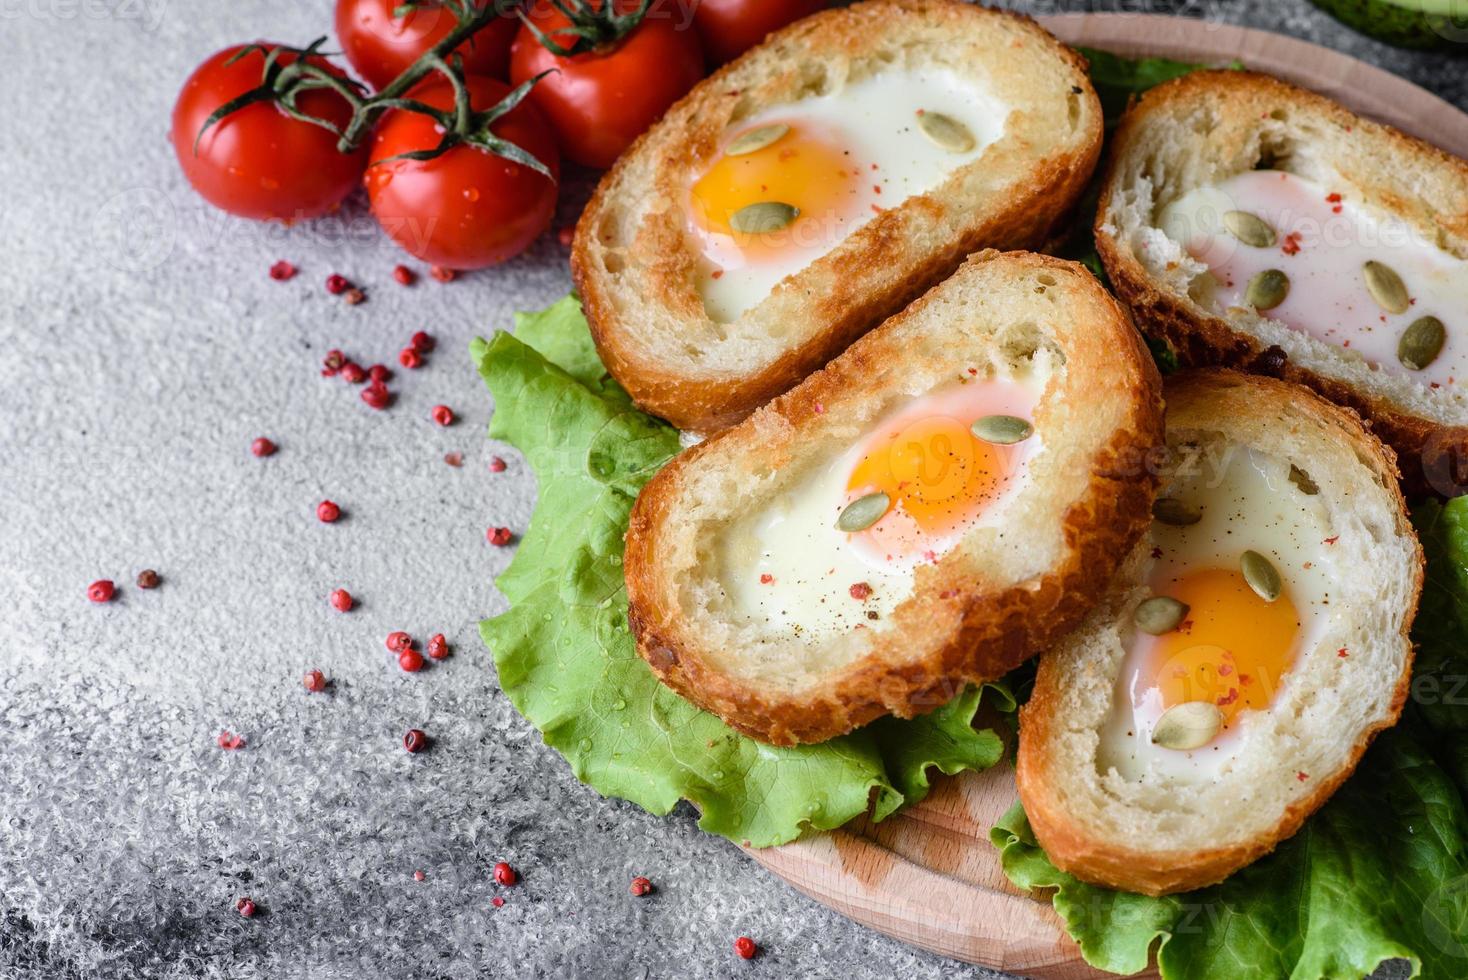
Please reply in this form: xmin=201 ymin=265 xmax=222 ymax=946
xmin=2 ymin=2 xmax=1464 ymax=978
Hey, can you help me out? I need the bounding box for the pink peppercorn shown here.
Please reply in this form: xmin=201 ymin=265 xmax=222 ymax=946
xmin=431 ymin=405 xmax=454 ymax=427
xmin=491 ymin=896 xmax=505 ymax=908
xmin=734 ymin=937 xmax=757 ymax=959
xmin=398 ymin=648 xmax=425 ymax=673
xmin=325 ymin=273 xmax=350 ymax=295
xmin=430 ymin=266 xmax=455 ymax=282
xmin=330 ymin=589 xmax=353 ymax=612
xmin=849 ymin=582 xmax=873 ymax=601
xmin=322 ymin=349 xmax=346 ymax=376
xmin=251 ymin=437 xmax=277 ymax=458
xmin=427 ymin=634 xmax=448 ymax=660
xmin=303 ymin=669 xmax=327 ymax=693
xmin=217 ymin=731 xmax=245 ymax=750
xmin=630 ymin=876 xmax=652 ymax=896
xmin=410 ymin=331 xmax=436 ymax=353
xmin=317 ymin=500 xmax=341 ymax=523
xmin=368 ymin=364 xmax=392 ymax=384
xmin=398 ymin=348 xmax=422 ymax=369
xmin=489 ymin=456 xmax=507 ymax=473
xmin=361 ymin=384 xmax=392 ymax=410
xmin=413 ymin=870 xmax=426 ymax=881
xmin=386 ymin=631 xmax=411 ymax=653
xmin=340 ymin=362 xmax=366 ymax=384
xmin=269 ymin=261 xmax=296 ymax=281
xmin=237 ymin=897 xmax=256 ymax=918
xmin=87 ymin=579 xmax=116 ymax=603
xmin=403 ymin=729 xmax=428 ymax=753
xmin=488 ymin=527 xmax=513 ymax=547
xmin=493 ymin=862 xmax=517 ymax=886
xmin=393 ymin=265 xmax=416 ymax=286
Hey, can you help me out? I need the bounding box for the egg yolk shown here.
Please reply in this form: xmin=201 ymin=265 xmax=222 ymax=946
xmin=844 ymin=414 xmax=1004 ymax=556
xmin=1144 ymin=567 xmax=1301 ymax=727
xmin=690 ymin=123 xmax=860 ymax=251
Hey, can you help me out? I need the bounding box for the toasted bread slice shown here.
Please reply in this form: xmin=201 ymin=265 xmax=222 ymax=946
xmin=1016 ymin=370 xmax=1421 ymax=897
xmin=1096 ymin=70 xmax=1468 ymax=496
xmin=574 ymin=0 xmax=1103 ymax=433
xmin=624 ymin=251 xmax=1163 ymax=746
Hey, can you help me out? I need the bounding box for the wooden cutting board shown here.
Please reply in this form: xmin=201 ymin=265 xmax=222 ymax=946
xmin=743 ymin=15 xmax=1468 ymax=979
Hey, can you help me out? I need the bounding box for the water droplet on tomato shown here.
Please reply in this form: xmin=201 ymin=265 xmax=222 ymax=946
xmin=463 ymin=187 xmax=480 ymax=202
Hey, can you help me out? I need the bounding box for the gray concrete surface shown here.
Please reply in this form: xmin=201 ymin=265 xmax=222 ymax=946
xmin=2 ymin=2 xmax=1464 ymax=978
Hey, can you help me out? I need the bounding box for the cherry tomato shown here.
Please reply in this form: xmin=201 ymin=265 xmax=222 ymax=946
xmin=510 ymin=0 xmax=704 ymax=169
xmin=335 ymin=0 xmax=518 ymax=90
xmin=365 ymin=75 xmax=560 ymax=269
xmin=692 ymin=0 xmax=827 ymax=64
xmin=172 ymin=45 xmax=368 ymax=222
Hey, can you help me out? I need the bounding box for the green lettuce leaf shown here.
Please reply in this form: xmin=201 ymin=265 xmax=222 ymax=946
xmin=474 ymin=298 xmax=1005 ymax=847
xmin=991 ymin=498 xmax=1468 ymax=978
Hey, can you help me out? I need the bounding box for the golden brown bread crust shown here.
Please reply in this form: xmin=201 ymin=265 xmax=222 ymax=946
xmin=575 ymin=0 xmax=1103 ymax=433
xmin=1015 ymin=370 xmax=1423 ymax=897
xmin=625 ymin=252 xmax=1164 ymax=746
xmin=1095 ymin=70 xmax=1468 ymax=497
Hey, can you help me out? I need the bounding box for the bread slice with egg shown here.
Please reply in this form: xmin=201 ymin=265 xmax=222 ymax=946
xmin=574 ymin=0 xmax=1103 ymax=433
xmin=624 ymin=251 xmax=1163 ymax=746
xmin=1016 ymin=370 xmax=1421 ymax=897
xmin=1096 ymin=69 xmax=1468 ymax=496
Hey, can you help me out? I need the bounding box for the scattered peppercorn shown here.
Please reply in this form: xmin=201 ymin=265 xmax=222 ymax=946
xmin=136 ymin=569 xmax=160 ymax=590
xmin=411 ymin=330 xmax=436 ymax=353
xmin=629 ymin=876 xmax=652 ymax=897
xmin=427 ymin=634 xmax=449 ymax=660
xmin=303 ymin=669 xmax=327 ymax=693
xmin=87 ymin=579 xmax=116 ymax=603
xmin=413 ymin=870 xmax=426 ymax=881
xmin=323 ymin=349 xmax=346 ymax=376
xmin=431 ymin=405 xmax=455 ymax=427
xmin=734 ymin=937 xmax=757 ymax=960
xmin=430 ymin=266 xmax=455 ymax=282
xmin=386 ymin=631 xmax=412 ymax=653
xmin=344 ymin=287 xmax=366 ymax=306
xmin=398 ymin=648 xmax=425 ymax=673
xmin=368 ymin=364 xmax=392 ymax=384
xmin=491 ymin=896 xmax=505 ymax=908
xmin=251 ymin=437 xmax=277 ymax=458
xmin=236 ymin=897 xmax=256 ymax=918
xmin=493 ymin=862 xmax=517 ymax=886
xmin=317 ymin=500 xmax=341 ymax=523
xmin=444 ymin=452 xmax=463 ymax=467
xmin=489 ymin=456 xmax=507 ymax=473
xmin=403 ymin=729 xmax=428 ymax=753
xmin=393 ymin=265 xmax=417 ymax=286
xmin=269 ymin=261 xmax=296 ymax=281
xmin=325 ymin=273 xmax=350 ymax=295
xmin=340 ymin=362 xmax=367 ymax=384
xmin=488 ymin=527 xmax=513 ymax=547
xmin=330 ymin=589 xmax=353 ymax=612
xmin=217 ymin=731 xmax=245 ymax=750
xmin=398 ymin=348 xmax=422 ymax=370
xmin=361 ymin=383 xmax=392 ymax=410
xmin=849 ymin=582 xmax=873 ymax=601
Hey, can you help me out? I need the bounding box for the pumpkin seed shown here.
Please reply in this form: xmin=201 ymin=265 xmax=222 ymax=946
xmin=1151 ymin=701 xmax=1223 ymax=751
xmin=731 ymin=201 xmax=799 ymax=234
xmin=1135 ymin=596 xmax=1190 ymax=635
xmin=1398 ymin=316 xmax=1446 ymax=371
xmin=1223 ymin=210 xmax=1277 ymax=248
xmin=725 ymin=123 xmax=789 ymax=157
xmin=1241 ymin=549 xmax=1282 ymax=602
xmin=915 ymin=111 xmax=976 ymax=153
xmin=1152 ymin=497 xmax=1202 ymax=526
xmin=1246 ymin=269 xmax=1290 ymax=311
xmin=1363 ymin=260 xmax=1410 ymax=314
xmin=970 ymin=414 xmax=1034 ymax=445
xmin=1288 ymin=464 xmax=1319 ymax=495
xmin=836 ymin=492 xmax=891 ymax=533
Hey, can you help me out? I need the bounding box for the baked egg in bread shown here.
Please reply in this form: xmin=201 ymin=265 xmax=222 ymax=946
xmin=1016 ymin=370 xmax=1421 ymax=897
xmin=1096 ymin=69 xmax=1468 ymax=495
xmin=624 ymin=251 xmax=1163 ymax=746
xmin=575 ymin=0 xmax=1103 ymax=432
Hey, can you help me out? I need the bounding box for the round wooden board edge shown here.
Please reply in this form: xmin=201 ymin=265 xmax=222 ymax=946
xmin=743 ymin=12 xmax=1466 ymax=980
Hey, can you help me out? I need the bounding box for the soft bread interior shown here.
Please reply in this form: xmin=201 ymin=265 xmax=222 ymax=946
xmin=1016 ymin=370 xmax=1420 ymax=897
xmin=1098 ymin=70 xmax=1468 ymax=428
xmin=576 ymin=0 xmax=1102 ymax=431
xmin=625 ymin=252 xmax=1163 ymax=745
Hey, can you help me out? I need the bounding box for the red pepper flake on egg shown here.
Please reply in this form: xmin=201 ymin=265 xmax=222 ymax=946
xmin=1281 ymin=232 xmax=1302 ymax=256
xmin=1297 ymin=771 xmax=1309 ymax=782
xmin=849 ymin=582 xmax=873 ymax=601
xmin=759 ymin=574 xmax=774 ymax=585
xmin=1338 ymin=648 xmax=1350 ymax=658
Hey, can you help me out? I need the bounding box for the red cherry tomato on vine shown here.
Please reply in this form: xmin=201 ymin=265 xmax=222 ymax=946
xmin=366 ymin=75 xmax=560 ymax=269
xmin=510 ymin=0 xmax=704 ymax=169
xmin=171 ymin=44 xmax=368 ymax=222
xmin=335 ymin=0 xmax=518 ymax=90
xmin=691 ymin=0 xmax=828 ymax=64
